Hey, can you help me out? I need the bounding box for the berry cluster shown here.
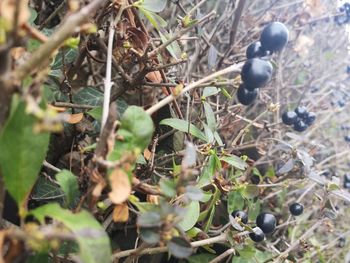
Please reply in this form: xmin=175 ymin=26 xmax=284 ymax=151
xmin=231 ymin=210 xmax=277 ymax=242
xmin=343 ymin=173 xmax=350 ymax=189
xmin=282 ymin=106 xmax=316 ymax=132
xmin=237 ymin=22 xmax=289 ymax=105
xmin=334 ymin=3 xmax=350 ymax=26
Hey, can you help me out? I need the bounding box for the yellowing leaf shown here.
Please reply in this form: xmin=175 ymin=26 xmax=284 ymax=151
xmin=113 ymin=203 xmax=129 ymax=222
xmin=108 ymin=169 xmax=131 ymax=204
xmin=47 ymin=104 xmax=66 ymax=112
xmin=143 ymin=148 xmax=152 ymax=160
xmin=66 ymin=113 xmax=84 ymax=124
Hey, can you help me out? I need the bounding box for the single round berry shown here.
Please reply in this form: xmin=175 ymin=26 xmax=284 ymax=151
xmin=304 ymin=112 xmax=316 ymax=126
xmin=260 ymin=22 xmax=289 ymax=52
xmin=237 ymin=84 xmax=258 ymax=105
xmin=293 ymin=119 xmax=308 ymax=132
xmin=282 ymin=111 xmax=297 ymax=125
xmin=294 ymin=106 xmax=308 ymax=118
xmin=289 ymin=203 xmax=304 ymax=216
xmin=345 ymin=135 xmax=350 ymax=142
xmin=241 ymin=58 xmax=273 ymax=89
xmin=246 ymin=41 xmax=264 ymax=59
xmin=256 ymin=213 xmax=276 ymax=234
xmin=231 ymin=210 xmax=248 ymax=224
xmin=249 ymin=227 xmax=265 ymax=242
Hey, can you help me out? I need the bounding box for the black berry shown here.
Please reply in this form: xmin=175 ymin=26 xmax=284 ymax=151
xmin=344 ymin=173 xmax=350 ymax=182
xmin=282 ymin=111 xmax=297 ymax=125
xmin=304 ymin=112 xmax=316 ymax=126
xmin=249 ymin=227 xmax=265 ymax=242
xmin=237 ymin=84 xmax=258 ymax=105
xmin=338 ymin=236 xmax=346 ymax=248
xmin=246 ymin=41 xmax=264 ymax=59
xmin=289 ymin=203 xmax=304 ymax=216
xmin=334 ymin=15 xmax=348 ymax=26
xmin=231 ymin=210 xmax=248 ymax=224
xmin=345 ymin=135 xmax=350 ymax=142
xmin=260 ymin=22 xmax=289 ymax=52
xmin=293 ymin=119 xmax=308 ymax=132
xmin=344 ymin=182 xmax=350 ymax=189
xmin=294 ymin=106 xmax=308 ymax=118
xmin=256 ymin=213 xmax=276 ymax=234
xmin=241 ymin=58 xmax=273 ymax=89
xmin=338 ymin=100 xmax=346 ymax=107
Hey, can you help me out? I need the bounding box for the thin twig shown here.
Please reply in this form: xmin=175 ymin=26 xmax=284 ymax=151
xmin=13 ymin=0 xmax=108 ymax=82
xmin=101 ymin=15 xmax=115 ymax=131
xmin=146 ymin=62 xmax=243 ymax=115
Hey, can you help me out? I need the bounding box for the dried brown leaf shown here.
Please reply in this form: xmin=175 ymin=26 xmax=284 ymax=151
xmin=108 ymin=169 xmax=131 ymax=204
xmin=113 ymin=203 xmax=129 ymax=222
xmin=66 ymin=113 xmax=84 ymax=124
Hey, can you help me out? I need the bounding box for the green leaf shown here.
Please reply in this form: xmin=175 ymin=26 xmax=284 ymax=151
xmin=30 ymin=203 xmax=111 ymax=263
xmin=138 ymin=6 xmax=167 ymax=30
xmin=160 ymin=118 xmax=207 ymax=142
xmin=137 ymin=212 xmax=162 ymax=228
xmin=265 ymin=166 xmax=275 ymax=178
xmin=185 ymin=186 xmax=204 ymax=201
xmin=227 ymin=191 xmax=245 ymax=214
xmin=220 ymin=87 xmax=232 ymax=99
xmin=197 ymin=155 xmax=217 ymax=187
xmin=187 ymin=254 xmax=216 ymax=263
xmin=28 ymin=7 xmax=38 ymax=24
xmin=142 ymin=0 xmax=167 ymax=12
xmin=237 ymin=245 xmax=256 ymax=259
xmin=120 ymin=106 xmax=154 ymax=150
xmin=159 ymin=179 xmax=177 ymax=198
xmin=167 ymin=237 xmax=193 ymax=259
xmin=221 ymin=155 xmax=248 ymax=170
xmin=86 ymin=107 xmax=102 ymax=122
xmin=214 ymin=131 xmax=224 ymax=146
xmin=242 ymin=185 xmax=259 ymax=199
xmin=51 ymin=48 xmax=78 ymax=70
xmin=202 ymin=86 xmax=219 ymax=99
xmin=178 ymin=201 xmax=200 ymax=231
xmin=56 ymin=170 xmax=80 ymax=207
xmin=64 ymin=37 xmax=80 ymax=49
xmin=159 ymin=30 xmax=182 ymax=59
xmin=73 ymin=87 xmax=104 ymax=106
xmin=31 ymin=176 xmax=64 ymax=201
xmin=203 ymin=101 xmax=216 ymax=131
xmin=0 ymin=101 xmax=49 ymax=205
xmin=186 ymin=227 xmax=202 ymax=238
xmin=247 ymin=200 xmax=260 ymax=221
xmin=203 ymin=122 xmax=214 ymax=143
xmin=140 ymin=227 xmax=160 ymax=244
